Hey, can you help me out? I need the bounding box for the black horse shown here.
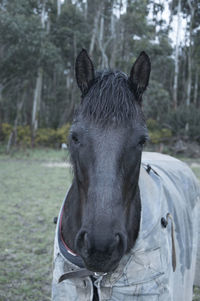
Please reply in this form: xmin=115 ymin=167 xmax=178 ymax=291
xmin=62 ymin=49 xmax=150 ymax=273
xmin=52 ymin=50 xmax=199 ymax=301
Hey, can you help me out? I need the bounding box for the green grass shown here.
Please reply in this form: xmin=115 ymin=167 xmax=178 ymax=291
xmin=0 ymin=149 xmax=72 ymax=301
xmin=0 ymin=148 xmax=199 ymax=300
xmin=0 ymin=146 xmax=70 ymax=162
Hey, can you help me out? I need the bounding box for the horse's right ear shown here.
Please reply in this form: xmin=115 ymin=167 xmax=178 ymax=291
xmin=75 ymin=49 xmax=95 ymax=94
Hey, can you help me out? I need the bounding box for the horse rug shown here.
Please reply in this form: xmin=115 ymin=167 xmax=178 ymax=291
xmin=52 ymin=152 xmax=200 ymax=301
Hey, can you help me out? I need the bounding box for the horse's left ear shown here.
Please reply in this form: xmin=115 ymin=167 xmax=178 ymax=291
xmin=75 ymin=49 xmax=95 ymax=94
xmin=129 ymin=51 xmax=151 ymax=100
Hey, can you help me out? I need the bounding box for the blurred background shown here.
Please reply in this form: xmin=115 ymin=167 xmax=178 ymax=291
xmin=0 ymin=0 xmax=200 ymax=154
xmin=0 ymin=1 xmax=200 ymax=300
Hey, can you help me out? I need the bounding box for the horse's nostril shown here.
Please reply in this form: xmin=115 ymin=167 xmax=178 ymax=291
xmin=76 ymin=229 xmax=127 ymax=264
xmin=83 ymin=232 xmax=90 ymax=250
xmin=75 ymin=230 xmax=90 ymax=256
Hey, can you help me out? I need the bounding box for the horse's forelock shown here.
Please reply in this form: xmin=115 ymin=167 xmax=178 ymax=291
xmin=77 ymin=70 xmax=144 ymax=126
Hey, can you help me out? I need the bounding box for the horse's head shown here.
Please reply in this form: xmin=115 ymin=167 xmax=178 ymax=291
xmin=66 ymin=50 xmax=151 ymax=272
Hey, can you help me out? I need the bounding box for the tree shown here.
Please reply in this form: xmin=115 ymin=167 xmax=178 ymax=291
xmin=0 ymin=0 xmax=200 ymax=148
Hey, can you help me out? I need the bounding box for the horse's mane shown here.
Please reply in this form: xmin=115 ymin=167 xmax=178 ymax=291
xmin=77 ymin=70 xmax=145 ymax=126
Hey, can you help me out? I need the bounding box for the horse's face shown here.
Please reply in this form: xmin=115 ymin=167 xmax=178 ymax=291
xmin=68 ymin=50 xmax=151 ymax=272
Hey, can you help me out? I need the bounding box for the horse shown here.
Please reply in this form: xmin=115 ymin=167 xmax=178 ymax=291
xmin=52 ymin=49 xmax=200 ymax=301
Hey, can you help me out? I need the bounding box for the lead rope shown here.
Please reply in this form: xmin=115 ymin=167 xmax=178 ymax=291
xmin=166 ymin=213 xmax=176 ymax=272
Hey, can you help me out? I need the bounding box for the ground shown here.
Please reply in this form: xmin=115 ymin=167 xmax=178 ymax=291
xmin=0 ymin=148 xmax=199 ymax=300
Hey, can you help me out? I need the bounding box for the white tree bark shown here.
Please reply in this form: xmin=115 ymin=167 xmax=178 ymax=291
xmin=172 ymin=0 xmax=181 ymax=110
xmin=41 ymin=1 xmax=46 ymax=28
xmin=110 ymin=5 xmax=117 ymax=68
xmin=84 ymin=0 xmax=88 ymax=20
xmin=32 ymin=68 xmax=43 ymax=133
xmin=32 ymin=1 xmax=46 ymax=140
xmin=98 ymin=10 xmax=109 ymax=69
xmin=57 ymin=0 xmax=61 ymax=16
xmin=186 ymin=0 xmax=194 ymax=107
xmin=89 ymin=9 xmax=101 ymax=56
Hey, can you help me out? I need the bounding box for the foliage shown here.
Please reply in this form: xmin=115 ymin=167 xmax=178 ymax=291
xmin=146 ymin=102 xmax=200 ymax=143
xmin=0 ymin=123 xmax=71 ymax=148
xmin=165 ymin=104 xmax=200 ymax=139
xmin=1 ymin=123 xmax=12 ymax=139
xmin=143 ymin=80 xmax=171 ymax=121
xmin=56 ymin=123 xmax=71 ymax=144
xmin=146 ymin=119 xmax=172 ymax=144
xmin=0 ymin=10 xmax=43 ymax=80
xmin=146 ymin=118 xmax=158 ymax=130
xmin=149 ymin=128 xmax=172 ymax=144
xmin=35 ymin=123 xmax=70 ymax=147
xmin=16 ymin=125 xmax=32 ymax=147
xmin=0 ymin=0 xmax=200 ymax=147
xmin=35 ymin=128 xmax=58 ymax=147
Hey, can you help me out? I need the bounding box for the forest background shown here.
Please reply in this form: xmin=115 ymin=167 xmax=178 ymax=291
xmin=0 ymin=0 xmax=200 ymax=154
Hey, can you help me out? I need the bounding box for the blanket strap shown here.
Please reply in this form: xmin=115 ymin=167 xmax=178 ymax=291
xmin=58 ymin=269 xmax=107 ymax=283
xmin=59 ymin=269 xmax=94 ymax=283
xmin=166 ymin=213 xmax=176 ymax=272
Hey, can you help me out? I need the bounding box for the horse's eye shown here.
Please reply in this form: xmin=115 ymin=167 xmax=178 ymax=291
xmin=138 ymin=138 xmax=146 ymax=147
xmin=71 ymin=134 xmax=79 ymax=145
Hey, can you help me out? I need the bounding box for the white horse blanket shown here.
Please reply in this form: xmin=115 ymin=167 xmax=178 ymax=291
xmin=52 ymin=152 xmax=200 ymax=301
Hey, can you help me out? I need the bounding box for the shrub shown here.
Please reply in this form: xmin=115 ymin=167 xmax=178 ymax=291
xmin=0 ymin=123 xmax=71 ymax=148
xmin=1 ymin=123 xmax=13 ymax=140
xmin=143 ymin=80 xmax=170 ymax=121
xmin=56 ymin=123 xmax=71 ymax=144
xmin=149 ymin=128 xmax=172 ymax=144
xmin=146 ymin=118 xmax=158 ymax=131
xmin=35 ymin=128 xmax=57 ymax=147
xmin=146 ymin=119 xmax=172 ymax=144
xmin=165 ymin=104 xmax=200 ymax=139
xmin=35 ymin=124 xmax=71 ymax=147
xmin=17 ymin=125 xmax=31 ymax=147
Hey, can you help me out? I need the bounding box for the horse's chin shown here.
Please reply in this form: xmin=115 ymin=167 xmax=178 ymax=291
xmin=83 ymin=257 xmax=120 ymax=273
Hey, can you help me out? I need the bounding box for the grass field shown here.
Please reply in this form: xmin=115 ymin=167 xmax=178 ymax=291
xmin=0 ymin=149 xmax=72 ymax=300
xmin=0 ymin=148 xmax=199 ymax=300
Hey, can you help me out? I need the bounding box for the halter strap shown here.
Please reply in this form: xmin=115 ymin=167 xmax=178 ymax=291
xmin=58 ymin=203 xmax=85 ymax=268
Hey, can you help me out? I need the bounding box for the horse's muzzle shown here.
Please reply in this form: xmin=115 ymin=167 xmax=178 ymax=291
xmin=75 ymin=230 xmax=127 ymax=272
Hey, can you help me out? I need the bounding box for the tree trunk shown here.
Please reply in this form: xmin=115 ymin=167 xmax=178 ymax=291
xmin=89 ymin=9 xmax=101 ymax=56
xmin=186 ymin=0 xmax=194 ymax=107
xmin=167 ymin=0 xmax=173 ymax=34
xmin=186 ymin=43 xmax=192 ymax=107
xmin=193 ymin=69 xmax=198 ymax=106
xmin=31 ymin=1 xmax=46 ymax=143
xmin=57 ymin=0 xmax=61 ymax=16
xmin=172 ymin=0 xmax=181 ymax=110
xmin=98 ymin=9 xmax=109 ymax=69
xmin=110 ymin=6 xmax=117 ymax=68
xmin=59 ymin=32 xmax=77 ymax=126
xmin=84 ymin=0 xmax=88 ymax=20
xmin=6 ymin=84 xmax=27 ymax=153
xmin=0 ymin=83 xmax=3 ymax=102
xmin=32 ymin=67 xmax=43 ymax=139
